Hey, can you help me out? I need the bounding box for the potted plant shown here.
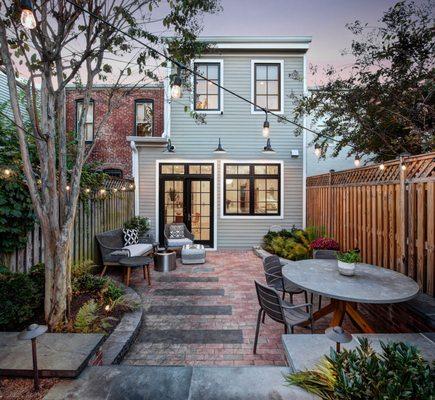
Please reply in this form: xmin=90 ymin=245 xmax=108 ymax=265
xmin=124 ymin=216 xmax=150 ymax=242
xmin=336 ymin=250 xmax=360 ymax=276
xmin=310 ymin=237 xmax=339 ymax=259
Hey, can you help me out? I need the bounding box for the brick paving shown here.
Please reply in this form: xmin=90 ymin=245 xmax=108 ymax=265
xmin=122 ymin=250 xmax=378 ymax=367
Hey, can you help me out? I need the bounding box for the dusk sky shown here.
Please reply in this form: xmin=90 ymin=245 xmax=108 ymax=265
xmin=197 ymin=0 xmax=426 ymax=86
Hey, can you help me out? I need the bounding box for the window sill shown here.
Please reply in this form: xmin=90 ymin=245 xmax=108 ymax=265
xmin=220 ymin=215 xmax=283 ymax=220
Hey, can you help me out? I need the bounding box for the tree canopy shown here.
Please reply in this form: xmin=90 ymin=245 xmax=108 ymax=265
xmin=292 ymin=0 xmax=434 ymax=162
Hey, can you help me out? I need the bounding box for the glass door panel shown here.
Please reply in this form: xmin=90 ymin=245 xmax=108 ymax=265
xmin=163 ymin=179 xmax=184 ymax=225
xmin=189 ymin=179 xmax=212 ymax=245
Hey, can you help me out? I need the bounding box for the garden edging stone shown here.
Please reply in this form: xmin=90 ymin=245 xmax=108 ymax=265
xmin=252 ymin=246 xmax=295 ymax=265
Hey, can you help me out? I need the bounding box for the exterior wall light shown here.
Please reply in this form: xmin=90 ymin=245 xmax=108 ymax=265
xmin=262 ymin=138 xmax=275 ymax=154
xmin=20 ymin=0 xmax=37 ymax=29
xmin=164 ymin=138 xmax=175 ymax=153
xmin=213 ymin=138 xmax=226 ymax=153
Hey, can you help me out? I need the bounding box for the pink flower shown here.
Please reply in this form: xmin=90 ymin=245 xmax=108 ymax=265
xmin=310 ymin=237 xmax=340 ymax=250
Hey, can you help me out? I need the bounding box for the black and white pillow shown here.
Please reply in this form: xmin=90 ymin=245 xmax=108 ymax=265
xmin=169 ymin=224 xmax=184 ymax=239
xmin=123 ymin=228 xmax=138 ymax=246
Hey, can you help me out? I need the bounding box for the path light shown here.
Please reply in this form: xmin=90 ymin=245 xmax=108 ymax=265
xmin=213 ymin=138 xmax=226 ymax=153
xmin=325 ymin=326 xmax=352 ymax=353
xmin=262 ymin=138 xmax=275 ymax=154
xmin=314 ymin=145 xmax=322 ymax=158
xmin=354 ymin=157 xmax=361 ymax=167
xmin=20 ymin=0 xmax=37 ymax=29
xmin=18 ymin=324 xmax=47 ymax=391
xmin=171 ymin=69 xmax=182 ymax=100
xmin=262 ymin=112 xmax=270 ymax=138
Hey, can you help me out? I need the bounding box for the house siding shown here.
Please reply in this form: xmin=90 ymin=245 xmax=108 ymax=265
xmin=137 ymin=53 xmax=306 ymax=249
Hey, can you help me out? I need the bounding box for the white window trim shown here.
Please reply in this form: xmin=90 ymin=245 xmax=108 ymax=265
xmin=155 ymin=159 xmax=218 ymax=251
xmin=191 ymin=59 xmax=224 ymax=114
xmin=220 ymin=160 xmax=284 ymax=220
xmin=251 ymin=59 xmax=284 ymax=115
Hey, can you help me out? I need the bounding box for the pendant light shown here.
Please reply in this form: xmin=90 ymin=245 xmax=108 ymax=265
xmin=171 ymin=68 xmax=182 ymax=100
xmin=262 ymin=112 xmax=270 ymax=138
xmin=164 ymin=138 xmax=175 ymax=153
xmin=20 ymin=0 xmax=37 ymax=29
xmin=213 ymin=138 xmax=226 ymax=153
xmin=262 ymin=138 xmax=275 ymax=154
xmin=314 ymin=145 xmax=322 ymax=158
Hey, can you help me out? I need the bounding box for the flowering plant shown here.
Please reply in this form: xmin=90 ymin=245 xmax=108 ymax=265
xmin=309 ymin=237 xmax=339 ymax=251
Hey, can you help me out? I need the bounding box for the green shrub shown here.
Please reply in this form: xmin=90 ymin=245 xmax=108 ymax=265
xmin=263 ymin=228 xmax=311 ymax=260
xmin=286 ymin=338 xmax=434 ymax=399
xmin=71 ymin=260 xmax=97 ymax=280
xmin=0 ymin=270 xmax=43 ymax=330
xmin=124 ymin=216 xmax=150 ymax=235
xmin=74 ymin=299 xmax=117 ymax=333
xmin=73 ymin=273 xmax=124 ymax=303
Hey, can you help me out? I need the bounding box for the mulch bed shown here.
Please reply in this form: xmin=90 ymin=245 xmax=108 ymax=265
xmin=0 ymin=377 xmax=59 ymax=400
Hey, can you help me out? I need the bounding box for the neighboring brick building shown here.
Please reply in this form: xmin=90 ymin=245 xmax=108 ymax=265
xmin=66 ymin=85 xmax=164 ymax=178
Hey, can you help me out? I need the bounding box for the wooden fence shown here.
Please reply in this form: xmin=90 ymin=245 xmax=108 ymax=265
xmin=306 ymin=152 xmax=435 ymax=296
xmin=3 ymin=178 xmax=135 ymax=273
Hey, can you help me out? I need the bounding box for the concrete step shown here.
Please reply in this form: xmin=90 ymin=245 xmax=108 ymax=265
xmin=44 ymin=365 xmax=317 ymax=400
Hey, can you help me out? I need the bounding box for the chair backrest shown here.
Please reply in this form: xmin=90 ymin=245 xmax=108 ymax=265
xmin=254 ymin=280 xmax=285 ymax=324
xmin=95 ymin=229 xmax=124 ymax=257
xmin=313 ymin=249 xmax=337 ymax=260
xmin=165 ymin=223 xmax=186 ymax=239
xmin=263 ymin=255 xmax=283 ymax=286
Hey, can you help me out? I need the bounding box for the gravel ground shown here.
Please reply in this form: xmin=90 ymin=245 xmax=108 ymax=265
xmin=0 ymin=377 xmax=59 ymax=400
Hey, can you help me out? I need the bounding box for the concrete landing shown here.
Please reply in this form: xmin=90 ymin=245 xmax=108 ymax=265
xmin=44 ymin=365 xmax=317 ymax=400
xmin=0 ymin=332 xmax=104 ymax=378
xmin=282 ymin=333 xmax=435 ymax=371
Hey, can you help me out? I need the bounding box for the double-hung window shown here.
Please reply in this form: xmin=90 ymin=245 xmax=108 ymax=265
xmin=135 ymin=99 xmax=154 ymax=136
xmin=224 ymin=163 xmax=281 ymax=216
xmin=194 ymin=62 xmax=221 ymax=111
xmin=76 ymin=99 xmax=94 ymax=142
xmin=253 ymin=62 xmax=282 ymax=112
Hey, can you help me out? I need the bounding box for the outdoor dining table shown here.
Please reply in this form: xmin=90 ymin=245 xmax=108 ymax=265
xmin=282 ymin=259 xmax=420 ymax=333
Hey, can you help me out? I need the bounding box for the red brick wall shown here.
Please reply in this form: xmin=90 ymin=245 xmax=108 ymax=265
xmin=66 ymin=86 xmax=164 ymax=178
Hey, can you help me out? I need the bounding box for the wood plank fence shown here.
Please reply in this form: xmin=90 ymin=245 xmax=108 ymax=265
xmin=2 ymin=178 xmax=135 ymax=273
xmin=306 ymin=152 xmax=435 ymax=296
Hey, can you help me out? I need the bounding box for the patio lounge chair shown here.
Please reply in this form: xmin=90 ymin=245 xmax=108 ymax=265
xmin=312 ymin=250 xmax=338 ymax=310
xmin=164 ymin=223 xmax=194 ymax=250
xmin=253 ymin=280 xmax=313 ymax=354
xmin=96 ymin=228 xmax=156 ymax=276
xmin=263 ymin=255 xmax=308 ymax=303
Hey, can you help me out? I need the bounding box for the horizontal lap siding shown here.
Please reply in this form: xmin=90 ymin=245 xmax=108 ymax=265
xmin=137 ymin=54 xmax=305 ymax=248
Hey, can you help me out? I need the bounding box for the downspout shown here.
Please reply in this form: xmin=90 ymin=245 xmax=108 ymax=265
xmin=130 ymin=140 xmax=139 ymax=216
xmin=302 ymin=53 xmax=308 ymax=229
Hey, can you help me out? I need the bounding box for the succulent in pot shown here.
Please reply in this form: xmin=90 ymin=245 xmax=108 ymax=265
xmin=336 ymin=250 xmax=360 ymax=276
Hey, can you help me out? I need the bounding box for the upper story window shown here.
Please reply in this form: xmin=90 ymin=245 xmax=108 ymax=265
xmin=252 ymin=61 xmax=283 ymax=113
xmin=223 ymin=163 xmax=281 ymax=216
xmin=76 ymin=99 xmax=94 ymax=142
xmin=194 ymin=61 xmax=222 ymax=112
xmin=135 ymin=99 xmax=154 ymax=136
xmin=103 ymin=168 xmax=123 ymax=178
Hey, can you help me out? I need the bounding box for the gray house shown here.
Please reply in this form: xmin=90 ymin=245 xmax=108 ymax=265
xmin=128 ymin=36 xmax=312 ymax=249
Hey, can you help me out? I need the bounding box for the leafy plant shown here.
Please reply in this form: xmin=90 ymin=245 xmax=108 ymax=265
xmin=72 ymin=273 xmax=124 ymax=303
xmin=310 ymin=238 xmax=340 ymax=251
xmin=286 ymin=338 xmax=434 ymax=399
xmin=73 ymin=299 xmax=117 ymax=333
xmin=124 ymin=216 xmax=150 ymax=235
xmin=109 ymin=295 xmax=140 ymax=313
xmin=337 ymin=250 xmax=360 ymax=263
xmin=263 ymin=228 xmax=311 ymax=261
xmin=71 ymin=260 xmax=97 ymax=280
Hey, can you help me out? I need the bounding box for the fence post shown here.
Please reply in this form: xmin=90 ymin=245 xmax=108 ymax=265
xmin=328 ymin=170 xmax=333 ymax=237
xmin=398 ymin=157 xmax=407 ymax=274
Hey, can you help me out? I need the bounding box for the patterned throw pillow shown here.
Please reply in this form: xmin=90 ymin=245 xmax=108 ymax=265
xmin=123 ymin=228 xmax=138 ymax=246
xmin=169 ymin=224 xmax=185 ymax=239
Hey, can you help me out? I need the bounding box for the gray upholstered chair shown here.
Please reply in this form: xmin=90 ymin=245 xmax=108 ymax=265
xmin=96 ymin=229 xmax=156 ymax=276
xmin=253 ymin=280 xmax=313 ymax=354
xmin=164 ymin=223 xmax=194 ymax=250
xmin=311 ymin=249 xmax=338 ymax=309
xmin=263 ymin=255 xmax=308 ymax=303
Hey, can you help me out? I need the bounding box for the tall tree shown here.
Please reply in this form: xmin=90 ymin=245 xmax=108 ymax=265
xmin=292 ymin=0 xmax=434 ymax=162
xmin=0 ymin=0 xmax=220 ymax=329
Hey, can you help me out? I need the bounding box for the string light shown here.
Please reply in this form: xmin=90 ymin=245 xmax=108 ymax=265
xmin=379 ymin=163 xmax=385 ymax=170
xmin=100 ymin=188 xmax=106 ymax=195
xmin=262 ymin=112 xmax=270 ymax=138
xmin=171 ymin=69 xmax=182 ymax=100
xmin=20 ymin=0 xmax=36 ymax=30
xmin=401 ymin=164 xmax=407 ymax=171
xmin=4 ymin=169 xmax=11 ymax=177
xmin=314 ymin=145 xmax=322 ymax=158
xmin=66 ymin=185 xmax=70 ymax=191
xmin=129 ymin=184 xmax=134 ymax=189
xmin=113 ymin=188 xmax=118 ymax=193
xmin=85 ymin=188 xmax=91 ymax=193
xmin=104 ymin=304 xmax=110 ymax=312
xmin=121 ymin=186 xmax=126 ymax=191
xmin=354 ymin=157 xmax=361 ymax=167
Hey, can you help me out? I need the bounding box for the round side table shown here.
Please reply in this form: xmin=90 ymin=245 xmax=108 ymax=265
xmin=119 ymin=256 xmax=152 ymax=287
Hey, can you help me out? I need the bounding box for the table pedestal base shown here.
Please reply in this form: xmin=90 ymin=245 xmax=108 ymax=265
xmin=312 ymin=299 xmax=375 ymax=333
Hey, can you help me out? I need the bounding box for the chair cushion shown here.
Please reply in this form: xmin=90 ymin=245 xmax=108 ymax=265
xmin=169 ymin=224 xmax=185 ymax=239
xmin=122 ymin=243 xmax=153 ymax=257
xmin=167 ymin=238 xmax=193 ymax=247
xmin=123 ymin=228 xmax=138 ymax=246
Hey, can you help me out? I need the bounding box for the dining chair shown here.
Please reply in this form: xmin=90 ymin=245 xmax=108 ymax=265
xmin=253 ymin=280 xmax=313 ymax=354
xmin=312 ymin=250 xmax=338 ymax=310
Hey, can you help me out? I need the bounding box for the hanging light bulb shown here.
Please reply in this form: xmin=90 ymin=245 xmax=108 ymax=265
xmin=354 ymin=157 xmax=361 ymax=167
xmin=401 ymin=164 xmax=407 ymax=171
xmin=171 ymin=69 xmax=182 ymax=100
xmin=213 ymin=138 xmax=226 ymax=153
xmin=262 ymin=112 xmax=270 ymax=138
xmin=20 ymin=0 xmax=37 ymax=30
xmin=85 ymin=188 xmax=91 ymax=193
xmin=113 ymin=188 xmax=118 ymax=193
xmin=66 ymin=185 xmax=70 ymax=191
xmin=379 ymin=163 xmax=385 ymax=171
xmin=262 ymin=138 xmax=275 ymax=154
xmin=314 ymin=145 xmax=322 ymax=158
xmin=100 ymin=188 xmax=106 ymax=195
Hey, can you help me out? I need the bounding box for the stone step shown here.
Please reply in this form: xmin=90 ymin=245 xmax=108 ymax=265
xmin=154 ymin=288 xmax=224 ymax=296
xmin=44 ymin=365 xmax=317 ymax=400
xmin=157 ymin=276 xmax=219 ymax=283
xmin=138 ymin=329 xmax=243 ymax=344
xmin=147 ymin=305 xmax=232 ymax=315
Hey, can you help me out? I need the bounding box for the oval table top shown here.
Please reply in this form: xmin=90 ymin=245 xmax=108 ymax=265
xmin=282 ymin=259 xmax=420 ymax=304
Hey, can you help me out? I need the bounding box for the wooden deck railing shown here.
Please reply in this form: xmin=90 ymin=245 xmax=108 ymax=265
xmin=2 ymin=178 xmax=135 ymax=273
xmin=306 ymin=152 xmax=435 ymax=296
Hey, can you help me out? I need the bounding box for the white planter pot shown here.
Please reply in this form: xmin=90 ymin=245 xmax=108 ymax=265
xmin=337 ymin=260 xmax=356 ymax=276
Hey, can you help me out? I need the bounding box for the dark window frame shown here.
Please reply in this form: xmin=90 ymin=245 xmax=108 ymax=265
xmin=193 ymin=62 xmax=221 ymax=112
xmin=253 ymin=63 xmax=281 ymax=112
xmin=75 ymin=98 xmax=95 ymax=143
xmin=223 ymin=163 xmax=281 ymax=216
xmin=103 ymin=168 xmax=123 ymax=178
xmin=134 ymin=99 xmax=154 ymax=136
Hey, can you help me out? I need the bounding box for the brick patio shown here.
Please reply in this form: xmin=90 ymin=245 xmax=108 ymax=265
xmin=122 ymin=250 xmax=377 ymax=367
